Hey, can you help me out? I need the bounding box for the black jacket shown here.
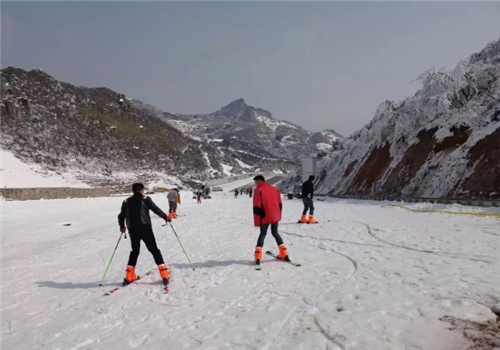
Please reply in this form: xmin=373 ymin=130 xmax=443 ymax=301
xmin=118 ymin=193 xmax=167 ymax=229
xmin=301 ymin=180 xmax=314 ymax=199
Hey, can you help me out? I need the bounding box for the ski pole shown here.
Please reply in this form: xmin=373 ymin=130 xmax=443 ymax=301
xmin=168 ymin=222 xmax=195 ymax=270
xmin=99 ymin=232 xmax=124 ymax=286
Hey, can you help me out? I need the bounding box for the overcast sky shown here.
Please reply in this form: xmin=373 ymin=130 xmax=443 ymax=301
xmin=2 ymin=2 xmax=499 ymax=136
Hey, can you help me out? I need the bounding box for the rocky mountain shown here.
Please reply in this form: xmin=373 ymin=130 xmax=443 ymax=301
xmin=309 ymin=129 xmax=344 ymax=153
xmin=0 ymin=67 xmax=343 ymax=187
xmin=163 ymin=98 xmax=343 ymax=170
xmin=314 ymin=38 xmax=500 ymax=200
xmin=0 ymin=67 xmax=227 ymax=188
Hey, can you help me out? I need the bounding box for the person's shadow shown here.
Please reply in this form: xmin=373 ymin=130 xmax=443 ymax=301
xmin=171 ymin=260 xmax=252 ymax=269
xmin=36 ymin=281 xmax=121 ymax=290
xmin=36 ymin=260 xmax=252 ymax=289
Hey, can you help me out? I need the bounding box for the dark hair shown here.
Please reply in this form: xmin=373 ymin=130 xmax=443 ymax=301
xmin=132 ymin=183 xmax=145 ymax=193
xmin=309 ymin=175 xmax=316 ymax=181
xmin=253 ymin=175 xmax=265 ymax=182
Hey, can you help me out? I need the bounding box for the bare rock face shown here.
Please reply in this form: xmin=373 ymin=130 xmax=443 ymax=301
xmin=0 ymin=67 xmax=223 ymax=185
xmin=315 ymin=38 xmax=500 ymax=200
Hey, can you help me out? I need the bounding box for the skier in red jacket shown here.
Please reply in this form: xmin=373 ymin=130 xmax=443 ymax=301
xmin=252 ymin=175 xmax=290 ymax=265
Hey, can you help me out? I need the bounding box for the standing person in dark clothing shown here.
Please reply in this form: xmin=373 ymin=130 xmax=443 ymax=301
xmin=118 ymin=183 xmax=172 ymax=286
xmin=248 ymin=187 xmax=253 ymax=198
xmin=234 ymin=188 xmax=239 ymax=198
xmin=252 ymin=175 xmax=290 ymax=265
xmin=167 ymin=188 xmax=179 ymax=218
xmin=300 ymin=175 xmax=317 ymax=224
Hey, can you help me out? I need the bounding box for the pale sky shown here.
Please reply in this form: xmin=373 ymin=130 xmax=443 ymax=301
xmin=2 ymin=2 xmax=499 ymax=136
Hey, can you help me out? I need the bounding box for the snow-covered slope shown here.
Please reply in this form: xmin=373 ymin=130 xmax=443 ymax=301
xmin=163 ymin=99 xmax=344 ymax=173
xmin=0 ymin=149 xmax=90 ymax=188
xmin=316 ymin=38 xmax=500 ymax=200
xmin=2 ymin=193 xmax=498 ymax=349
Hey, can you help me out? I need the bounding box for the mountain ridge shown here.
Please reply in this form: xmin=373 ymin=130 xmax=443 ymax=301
xmin=162 ymin=98 xmax=344 ymax=162
xmin=311 ymin=38 xmax=500 ymax=200
xmin=0 ymin=67 xmax=343 ymax=187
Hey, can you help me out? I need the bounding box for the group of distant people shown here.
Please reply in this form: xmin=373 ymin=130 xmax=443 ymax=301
xmin=117 ymin=174 xmax=318 ymax=283
xmin=193 ymin=185 xmax=210 ymax=203
xmin=234 ymin=187 xmax=253 ymax=198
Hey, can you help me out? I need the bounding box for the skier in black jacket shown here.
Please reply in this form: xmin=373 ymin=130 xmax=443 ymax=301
xmin=118 ymin=183 xmax=171 ymax=286
xmin=300 ymin=175 xmax=318 ymax=224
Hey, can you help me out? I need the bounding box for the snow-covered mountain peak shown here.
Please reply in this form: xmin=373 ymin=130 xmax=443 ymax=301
xmin=163 ymin=100 xmax=344 ymax=170
xmin=313 ymin=38 xmax=500 ymax=200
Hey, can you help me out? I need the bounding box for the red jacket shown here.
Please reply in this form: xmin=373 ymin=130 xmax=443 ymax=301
xmin=253 ymin=182 xmax=282 ymax=226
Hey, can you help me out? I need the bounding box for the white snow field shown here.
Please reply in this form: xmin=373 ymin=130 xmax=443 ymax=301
xmin=2 ymin=192 xmax=499 ymax=350
xmin=0 ymin=150 xmax=90 ymax=188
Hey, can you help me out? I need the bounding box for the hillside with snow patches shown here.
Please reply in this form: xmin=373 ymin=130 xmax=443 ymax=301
xmin=0 ymin=68 xmax=343 ymax=188
xmin=163 ymin=99 xmax=344 ymax=167
xmin=315 ymin=38 xmax=500 ymax=200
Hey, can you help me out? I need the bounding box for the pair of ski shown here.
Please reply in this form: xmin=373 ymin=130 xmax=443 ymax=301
xmin=255 ymin=251 xmax=301 ymax=270
xmin=278 ymin=220 xmax=330 ymax=226
xmin=103 ymin=268 xmax=169 ymax=296
xmin=296 ymin=219 xmax=330 ymax=224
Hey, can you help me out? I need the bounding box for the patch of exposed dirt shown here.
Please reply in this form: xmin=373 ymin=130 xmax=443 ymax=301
xmin=382 ymin=127 xmax=438 ymax=195
xmin=349 ymin=143 xmax=392 ymax=195
xmin=441 ymin=315 xmax=500 ymax=350
xmin=454 ymin=126 xmax=500 ymax=199
xmin=434 ymin=125 xmax=471 ymax=153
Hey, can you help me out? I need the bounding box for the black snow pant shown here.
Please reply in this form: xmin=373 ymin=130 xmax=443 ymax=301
xmin=127 ymin=225 xmax=165 ymax=267
xmin=256 ymin=223 xmax=284 ymax=248
xmin=168 ymin=201 xmax=177 ymax=213
xmin=249 ymin=193 xmax=253 ymax=198
xmin=302 ymin=198 xmax=315 ymax=216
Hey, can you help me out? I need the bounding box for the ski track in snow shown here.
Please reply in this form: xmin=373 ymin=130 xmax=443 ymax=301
xmin=2 ymin=192 xmax=499 ymax=350
xmin=356 ymin=222 xmax=494 ymax=263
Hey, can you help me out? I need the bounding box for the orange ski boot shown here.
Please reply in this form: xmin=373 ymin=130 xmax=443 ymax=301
xmin=255 ymin=247 xmax=263 ymax=265
xmin=123 ymin=266 xmax=139 ymax=286
xmin=278 ymin=244 xmax=290 ymax=261
xmin=158 ymin=264 xmax=170 ymax=286
xmin=300 ymin=215 xmax=308 ymax=223
xmin=172 ymin=213 xmax=178 ymax=219
xmin=308 ymin=216 xmax=318 ymax=224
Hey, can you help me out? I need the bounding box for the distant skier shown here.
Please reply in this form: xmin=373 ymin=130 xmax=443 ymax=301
xmin=234 ymin=188 xmax=239 ymax=198
xmin=252 ymin=175 xmax=290 ymax=265
xmin=167 ymin=188 xmax=180 ymax=218
xmin=248 ymin=187 xmax=253 ymax=198
xmin=118 ymin=183 xmax=171 ymax=286
xmin=197 ymin=190 xmax=203 ymax=203
xmin=300 ymin=175 xmax=317 ymax=224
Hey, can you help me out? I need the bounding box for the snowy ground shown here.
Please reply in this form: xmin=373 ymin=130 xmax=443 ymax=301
xmin=0 ymin=150 xmax=89 ymax=188
xmin=2 ymin=190 xmax=499 ymax=350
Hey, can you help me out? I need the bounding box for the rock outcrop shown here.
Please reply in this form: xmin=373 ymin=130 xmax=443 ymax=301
xmin=316 ymin=38 xmax=500 ymax=199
